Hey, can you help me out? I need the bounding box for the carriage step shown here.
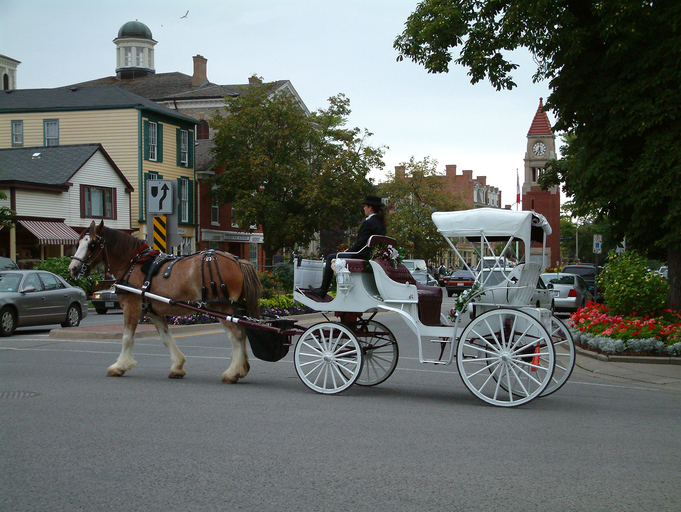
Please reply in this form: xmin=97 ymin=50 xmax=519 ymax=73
xmin=420 ymin=359 xmax=450 ymax=365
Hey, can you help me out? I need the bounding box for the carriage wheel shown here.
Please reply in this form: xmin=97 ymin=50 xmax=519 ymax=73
xmin=294 ymin=322 xmax=363 ymax=394
xmin=457 ymin=308 xmax=555 ymax=407
xmin=541 ymin=315 xmax=576 ymax=397
xmin=354 ymin=320 xmax=399 ymax=387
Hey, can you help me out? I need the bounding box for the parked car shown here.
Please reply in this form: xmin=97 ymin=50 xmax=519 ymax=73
xmin=658 ymin=266 xmax=668 ymax=279
xmin=469 ymin=268 xmax=554 ymax=319
xmin=0 ymin=270 xmax=88 ymax=336
xmin=562 ymin=264 xmax=599 ymax=299
xmin=444 ymin=268 xmax=476 ymax=297
xmin=91 ymin=285 xmax=121 ymax=314
xmin=402 ymin=259 xmax=429 ymax=285
xmin=541 ymin=272 xmax=592 ymax=313
xmin=0 ymin=257 xmax=18 ymax=271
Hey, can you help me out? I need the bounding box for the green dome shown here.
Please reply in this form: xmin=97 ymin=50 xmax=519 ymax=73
xmin=117 ymin=20 xmax=153 ymax=39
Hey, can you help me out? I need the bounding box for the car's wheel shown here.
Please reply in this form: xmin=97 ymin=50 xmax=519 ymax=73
xmin=0 ymin=306 xmax=17 ymax=337
xmin=95 ymin=308 xmax=108 ymax=315
xmin=61 ymin=304 xmax=82 ymax=328
xmin=447 ymin=290 xmax=454 ymax=297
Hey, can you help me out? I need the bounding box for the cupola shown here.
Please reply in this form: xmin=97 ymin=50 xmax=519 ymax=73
xmin=114 ymin=20 xmax=157 ymax=79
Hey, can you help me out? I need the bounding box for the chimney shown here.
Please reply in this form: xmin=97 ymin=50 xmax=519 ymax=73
xmin=192 ymin=55 xmax=208 ymax=86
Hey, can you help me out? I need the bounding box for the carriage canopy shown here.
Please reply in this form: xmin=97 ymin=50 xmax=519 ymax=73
xmin=432 ymin=209 xmax=551 ymax=248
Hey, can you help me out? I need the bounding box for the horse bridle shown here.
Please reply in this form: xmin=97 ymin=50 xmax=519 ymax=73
xmin=71 ymin=228 xmax=110 ymax=278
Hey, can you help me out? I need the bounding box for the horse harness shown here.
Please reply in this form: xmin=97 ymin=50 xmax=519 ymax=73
xmin=117 ymin=245 xmax=246 ymax=317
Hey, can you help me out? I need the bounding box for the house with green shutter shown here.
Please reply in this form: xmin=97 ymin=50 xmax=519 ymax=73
xmin=0 ymin=86 xmax=198 ymax=251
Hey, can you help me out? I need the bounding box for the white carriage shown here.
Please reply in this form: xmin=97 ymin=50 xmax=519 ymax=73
xmin=292 ymin=208 xmax=575 ymax=407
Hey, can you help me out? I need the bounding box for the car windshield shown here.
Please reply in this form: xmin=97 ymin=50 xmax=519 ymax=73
xmin=0 ymin=273 xmax=23 ymax=292
xmin=544 ymin=274 xmax=574 ymax=285
xmin=564 ymin=266 xmax=595 ymax=277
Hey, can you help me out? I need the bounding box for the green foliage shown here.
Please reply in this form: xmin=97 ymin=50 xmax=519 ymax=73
xmin=380 ymin=156 xmax=463 ymax=263
xmin=0 ymin=188 xmax=15 ymax=229
xmin=258 ymin=270 xmax=283 ymax=300
xmin=598 ymin=250 xmax=669 ymax=317
xmin=259 ymin=294 xmax=295 ymax=311
xmin=395 ymin=0 xmax=681 ymax=309
xmin=32 ymin=257 xmax=101 ymax=294
xmin=209 ymin=80 xmax=384 ymax=265
xmin=272 ymin=262 xmax=294 ymax=292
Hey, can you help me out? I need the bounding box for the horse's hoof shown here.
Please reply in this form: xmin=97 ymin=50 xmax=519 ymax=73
xmin=106 ymin=368 xmax=124 ymax=377
xmin=168 ymin=370 xmax=186 ymax=379
xmin=221 ymin=374 xmax=239 ymax=384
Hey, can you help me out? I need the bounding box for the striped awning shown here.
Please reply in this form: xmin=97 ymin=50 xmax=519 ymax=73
xmin=18 ymin=220 xmax=80 ymax=245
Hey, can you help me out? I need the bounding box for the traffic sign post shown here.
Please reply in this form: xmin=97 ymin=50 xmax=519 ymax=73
xmin=593 ymin=234 xmax=602 ymax=254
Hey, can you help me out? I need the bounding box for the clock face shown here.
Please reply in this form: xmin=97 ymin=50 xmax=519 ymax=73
xmin=533 ymin=141 xmax=547 ymax=156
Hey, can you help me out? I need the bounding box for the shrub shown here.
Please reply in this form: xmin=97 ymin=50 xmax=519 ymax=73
xmin=258 ymin=270 xmax=283 ymax=299
xmin=32 ymin=256 xmax=101 ymax=294
xmin=272 ymin=262 xmax=294 ymax=292
xmin=598 ymin=250 xmax=668 ymax=316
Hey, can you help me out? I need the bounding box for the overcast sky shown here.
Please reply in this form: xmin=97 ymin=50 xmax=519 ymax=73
xmin=2 ymin=0 xmax=555 ymax=205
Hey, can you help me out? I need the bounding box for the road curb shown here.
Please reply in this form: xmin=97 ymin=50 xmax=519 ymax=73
xmin=575 ymin=345 xmax=681 ymax=365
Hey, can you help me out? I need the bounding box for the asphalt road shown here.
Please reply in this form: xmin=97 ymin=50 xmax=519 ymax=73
xmin=2 ymin=303 xmax=680 ymax=511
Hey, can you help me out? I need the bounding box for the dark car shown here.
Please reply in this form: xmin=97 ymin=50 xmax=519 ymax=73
xmin=91 ymin=285 xmax=121 ymax=314
xmin=444 ymin=268 xmax=476 ymax=297
xmin=0 ymin=270 xmax=88 ymax=336
xmin=0 ymin=257 xmax=18 ymax=270
xmin=562 ymin=264 xmax=599 ymax=299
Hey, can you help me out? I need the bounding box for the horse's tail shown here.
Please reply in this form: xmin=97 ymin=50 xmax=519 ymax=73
xmin=239 ymin=260 xmax=262 ymax=318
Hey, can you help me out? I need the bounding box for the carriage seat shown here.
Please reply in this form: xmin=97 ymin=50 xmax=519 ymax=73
xmin=371 ymin=258 xmax=443 ymax=326
xmin=333 ymin=235 xmax=399 ymax=274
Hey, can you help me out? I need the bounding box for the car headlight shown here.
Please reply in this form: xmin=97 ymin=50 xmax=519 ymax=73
xmin=93 ymin=293 xmax=101 ymax=299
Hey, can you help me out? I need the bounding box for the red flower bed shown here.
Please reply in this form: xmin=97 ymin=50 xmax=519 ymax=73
xmin=570 ymin=302 xmax=681 ymax=346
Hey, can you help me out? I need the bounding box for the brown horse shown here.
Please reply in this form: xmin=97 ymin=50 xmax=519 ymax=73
xmin=68 ymin=220 xmax=262 ymax=383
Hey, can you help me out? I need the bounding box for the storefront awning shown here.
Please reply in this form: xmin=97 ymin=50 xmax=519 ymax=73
xmin=18 ymin=220 xmax=80 ymax=245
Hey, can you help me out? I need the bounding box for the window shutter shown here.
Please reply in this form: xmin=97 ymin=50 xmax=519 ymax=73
xmin=144 ymin=120 xmax=150 ymax=160
xmin=157 ymin=123 xmax=163 ymax=162
xmin=187 ymin=179 xmax=194 ymax=224
xmin=188 ymin=131 xmax=194 ymax=168
xmin=176 ymin=128 xmax=182 ymax=166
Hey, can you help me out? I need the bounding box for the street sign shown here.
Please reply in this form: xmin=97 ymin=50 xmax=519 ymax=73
xmin=593 ymin=234 xmax=602 ymax=254
xmin=147 ymin=179 xmax=173 ymax=214
xmin=152 ymin=216 xmax=167 ymax=252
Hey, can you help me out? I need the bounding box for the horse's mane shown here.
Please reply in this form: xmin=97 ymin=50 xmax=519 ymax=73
xmin=103 ymin=226 xmax=146 ymax=257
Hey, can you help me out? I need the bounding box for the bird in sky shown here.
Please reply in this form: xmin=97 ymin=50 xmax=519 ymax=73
xmin=181 ymin=10 xmax=189 ymax=19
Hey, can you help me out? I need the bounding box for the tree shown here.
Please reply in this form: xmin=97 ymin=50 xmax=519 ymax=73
xmin=381 ymin=156 xmax=464 ymax=263
xmin=394 ymin=0 xmax=681 ymax=309
xmin=210 ymin=80 xmax=383 ymax=266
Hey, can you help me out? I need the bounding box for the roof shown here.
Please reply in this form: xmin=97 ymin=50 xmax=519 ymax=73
xmin=0 ymin=144 xmax=133 ymax=191
xmin=194 ymin=139 xmax=216 ymax=172
xmin=70 ymin=73 xmax=291 ymax=103
xmin=527 ymin=98 xmax=553 ymax=136
xmin=432 ymin=208 xmax=552 ymax=247
xmin=117 ymin=20 xmax=154 ymax=40
xmin=0 ymin=86 xmax=198 ymax=125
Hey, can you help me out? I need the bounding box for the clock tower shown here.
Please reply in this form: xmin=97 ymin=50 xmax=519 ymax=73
xmin=522 ymin=98 xmax=561 ymax=268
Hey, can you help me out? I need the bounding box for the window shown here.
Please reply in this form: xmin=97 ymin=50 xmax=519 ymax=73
xmin=179 ymin=178 xmax=189 ymax=223
xmin=39 ymin=272 xmax=64 ymax=291
xmin=532 ymin=167 xmax=544 ymax=182
xmin=149 ymin=122 xmax=157 ymax=161
xmin=11 ymin=120 xmax=22 ymax=146
xmin=124 ymin=48 xmax=132 ymax=66
xmin=44 ymin=120 xmax=59 ymax=146
xmin=197 ymin=120 xmax=209 ymax=140
xmin=211 ymin=199 xmax=220 ymax=225
xmin=231 ymin=206 xmax=239 ymax=228
xmin=249 ymin=243 xmax=259 ymax=267
xmin=136 ymin=48 xmax=144 ymax=67
xmin=144 ymin=120 xmax=163 ymax=162
xmin=180 ymin=130 xmax=188 ymax=165
xmin=82 ymin=185 xmax=116 ymax=219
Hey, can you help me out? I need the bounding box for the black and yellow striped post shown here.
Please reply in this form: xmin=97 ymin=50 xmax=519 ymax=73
xmin=152 ymin=216 xmax=168 ymax=253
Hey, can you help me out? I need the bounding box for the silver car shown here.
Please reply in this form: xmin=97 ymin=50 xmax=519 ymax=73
xmin=0 ymin=270 xmax=88 ymax=336
xmin=541 ymin=273 xmax=592 ymax=313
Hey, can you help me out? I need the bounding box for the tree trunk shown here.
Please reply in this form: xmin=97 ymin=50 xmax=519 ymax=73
xmin=667 ymin=245 xmax=680 ymax=312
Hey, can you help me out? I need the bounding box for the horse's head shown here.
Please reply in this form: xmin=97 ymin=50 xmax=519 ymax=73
xmin=69 ymin=220 xmax=106 ymax=278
